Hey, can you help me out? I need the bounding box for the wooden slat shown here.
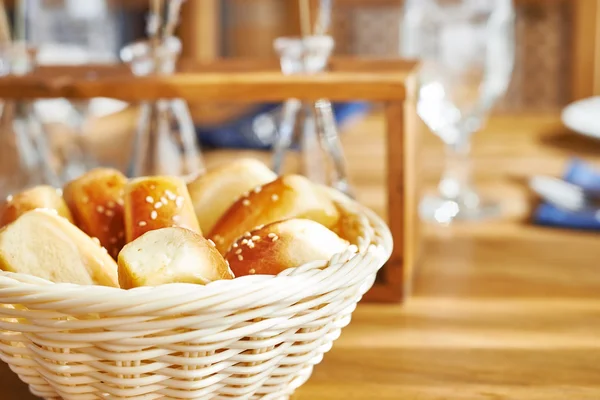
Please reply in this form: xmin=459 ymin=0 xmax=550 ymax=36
xmin=401 ymin=74 xmax=421 ymax=299
xmin=571 ymin=0 xmax=600 ymax=100
xmin=179 ymin=0 xmax=221 ymax=61
xmin=0 ymin=71 xmax=409 ymax=101
xmin=367 ymin=100 xmax=407 ymax=303
xmin=0 ymin=58 xmax=418 ymax=102
xmin=224 ymin=0 xmax=292 ymax=57
xmin=595 ymin=1 xmax=600 ymax=95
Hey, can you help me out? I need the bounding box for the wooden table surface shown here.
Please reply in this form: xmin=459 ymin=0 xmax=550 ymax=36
xmin=294 ymin=112 xmax=600 ymax=400
xmin=2 ymin=112 xmax=600 ymax=399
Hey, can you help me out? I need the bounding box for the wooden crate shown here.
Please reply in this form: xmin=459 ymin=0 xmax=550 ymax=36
xmin=0 ymin=58 xmax=420 ymax=302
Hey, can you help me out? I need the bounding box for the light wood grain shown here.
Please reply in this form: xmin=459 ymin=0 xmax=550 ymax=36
xmin=572 ymin=0 xmax=600 ymax=99
xmin=294 ymin=112 xmax=600 ymax=399
xmin=179 ymin=0 xmax=221 ymax=61
xmin=224 ymin=0 xmax=293 ymax=57
xmin=0 ymin=60 xmax=417 ymax=101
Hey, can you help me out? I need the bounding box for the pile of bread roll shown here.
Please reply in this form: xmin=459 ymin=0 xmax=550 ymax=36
xmin=0 ymin=159 xmax=355 ymax=289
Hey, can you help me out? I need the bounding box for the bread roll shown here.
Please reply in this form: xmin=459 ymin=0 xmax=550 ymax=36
xmin=209 ymin=174 xmax=340 ymax=254
xmin=0 ymin=209 xmax=119 ymax=287
xmin=63 ymin=168 xmax=128 ymax=259
xmin=0 ymin=185 xmax=73 ymax=228
xmin=118 ymin=227 xmax=233 ymax=289
xmin=225 ymin=218 xmax=348 ymax=276
xmin=187 ymin=158 xmax=277 ymax=233
xmin=330 ymin=201 xmax=364 ymax=245
xmin=124 ymin=176 xmax=201 ymax=242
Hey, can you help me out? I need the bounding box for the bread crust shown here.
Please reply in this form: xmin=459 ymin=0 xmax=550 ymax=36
xmin=0 ymin=185 xmax=74 ymax=228
xmin=63 ymin=168 xmax=128 ymax=259
xmin=124 ymin=176 xmax=201 ymax=243
xmin=209 ymin=174 xmax=340 ymax=254
xmin=187 ymin=158 xmax=276 ymax=233
xmin=118 ymin=227 xmax=233 ymax=288
xmin=0 ymin=209 xmax=119 ymax=287
xmin=225 ymin=218 xmax=348 ymax=276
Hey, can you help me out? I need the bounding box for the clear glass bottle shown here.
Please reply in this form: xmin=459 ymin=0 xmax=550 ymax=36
xmin=25 ymin=0 xmax=121 ymax=183
xmin=272 ymin=35 xmax=353 ymax=197
xmin=120 ymin=37 xmax=204 ymax=179
xmin=0 ymin=42 xmax=59 ymax=198
xmin=26 ymin=0 xmax=119 ymax=64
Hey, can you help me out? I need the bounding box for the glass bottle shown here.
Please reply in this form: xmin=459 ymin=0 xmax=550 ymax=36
xmin=26 ymin=0 xmax=119 ymax=64
xmin=120 ymin=36 xmax=204 ymax=179
xmin=25 ymin=0 xmax=119 ymax=183
xmin=0 ymin=42 xmax=58 ymax=198
xmin=272 ymin=35 xmax=354 ymax=197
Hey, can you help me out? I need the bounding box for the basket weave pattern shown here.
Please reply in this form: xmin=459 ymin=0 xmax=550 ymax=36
xmin=0 ymin=195 xmax=392 ymax=400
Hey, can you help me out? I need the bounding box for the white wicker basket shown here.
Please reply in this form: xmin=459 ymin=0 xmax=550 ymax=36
xmin=0 ymin=190 xmax=392 ymax=400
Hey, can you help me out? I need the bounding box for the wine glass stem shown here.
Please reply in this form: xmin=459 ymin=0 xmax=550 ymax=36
xmin=439 ymin=134 xmax=475 ymax=203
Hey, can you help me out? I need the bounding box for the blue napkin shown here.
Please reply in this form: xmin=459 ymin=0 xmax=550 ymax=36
xmin=196 ymin=102 xmax=370 ymax=149
xmin=534 ymin=159 xmax=600 ymax=230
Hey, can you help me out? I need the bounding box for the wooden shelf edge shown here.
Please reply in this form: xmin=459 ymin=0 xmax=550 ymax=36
xmin=0 ymin=58 xmax=419 ymax=102
xmin=0 ymin=71 xmax=414 ymax=102
xmin=364 ymin=284 xmax=405 ymax=303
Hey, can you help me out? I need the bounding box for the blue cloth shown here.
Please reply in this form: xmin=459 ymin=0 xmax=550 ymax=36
xmin=564 ymin=159 xmax=600 ymax=196
xmin=534 ymin=159 xmax=600 ymax=231
xmin=196 ymin=102 xmax=370 ymax=149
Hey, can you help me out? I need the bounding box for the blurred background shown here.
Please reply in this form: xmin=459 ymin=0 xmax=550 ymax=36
xmin=18 ymin=0 xmax=598 ymax=108
xmin=1 ymin=0 xmax=600 ymax=229
xmin=3 ymin=3 xmax=600 ymax=399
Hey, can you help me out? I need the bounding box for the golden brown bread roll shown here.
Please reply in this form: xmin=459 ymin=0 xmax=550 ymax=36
xmin=187 ymin=158 xmax=277 ymax=233
xmin=118 ymin=227 xmax=233 ymax=288
xmin=63 ymin=168 xmax=128 ymax=259
xmin=209 ymin=174 xmax=340 ymax=254
xmin=0 ymin=185 xmax=73 ymax=228
xmin=124 ymin=176 xmax=201 ymax=243
xmin=0 ymin=209 xmax=119 ymax=286
xmin=330 ymin=201 xmax=364 ymax=245
xmin=225 ymin=218 xmax=348 ymax=276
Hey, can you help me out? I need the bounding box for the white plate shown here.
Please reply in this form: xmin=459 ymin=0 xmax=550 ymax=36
xmin=561 ymin=96 xmax=600 ymax=140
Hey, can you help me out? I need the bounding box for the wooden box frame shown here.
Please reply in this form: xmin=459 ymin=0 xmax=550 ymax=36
xmin=0 ymin=58 xmax=420 ymax=302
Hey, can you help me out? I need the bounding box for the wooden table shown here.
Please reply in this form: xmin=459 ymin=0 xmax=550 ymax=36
xmin=294 ymin=112 xmax=600 ymax=400
xmin=3 ymin=112 xmax=600 ymax=399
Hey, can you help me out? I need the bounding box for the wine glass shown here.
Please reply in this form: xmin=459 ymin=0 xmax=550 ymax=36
xmin=400 ymin=0 xmax=515 ymax=223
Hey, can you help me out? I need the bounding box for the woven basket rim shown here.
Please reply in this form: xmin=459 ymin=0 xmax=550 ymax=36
xmin=0 ymin=188 xmax=392 ymax=399
xmin=0 ymin=187 xmax=392 ymax=299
